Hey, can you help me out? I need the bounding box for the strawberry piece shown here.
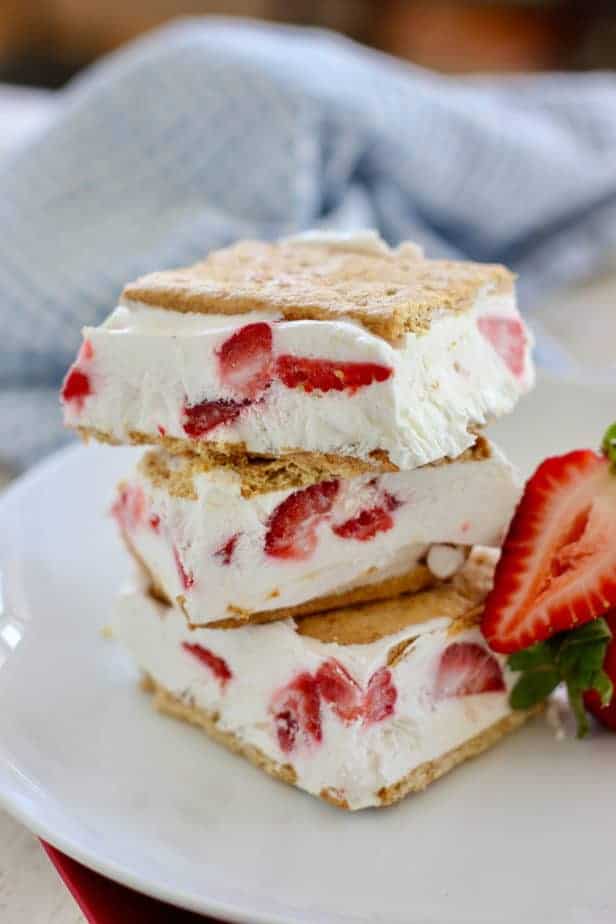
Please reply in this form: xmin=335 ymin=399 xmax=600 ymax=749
xmin=434 ymin=642 xmax=505 ymax=699
xmin=478 ymin=316 xmax=527 ymax=380
xmin=276 ymin=356 xmax=393 ymax=394
xmin=157 ymin=425 xmax=166 ymax=437
xmin=264 ymin=480 xmax=339 ymax=560
xmin=270 ymin=672 xmax=322 ymax=753
xmin=332 ymin=491 xmax=400 ymax=542
xmin=182 ymin=398 xmax=248 ymax=438
xmin=363 ymin=667 xmax=397 ymax=725
xmin=584 ymin=610 xmax=616 ymax=731
xmin=149 ymin=514 xmax=161 ymax=532
xmin=182 ymin=642 xmax=232 ymax=689
xmin=78 ymin=339 xmax=94 ymax=362
xmin=111 ymin=484 xmax=145 ymax=532
xmin=218 ymin=322 xmax=273 ymax=399
xmin=173 ymin=546 xmax=194 ymax=591
xmin=61 ymin=368 xmax=92 ymax=410
xmin=214 ymin=534 xmax=239 ymax=566
xmin=482 ymin=449 xmax=616 ymax=654
xmin=316 ymin=659 xmax=363 ymax=722
xmin=316 ymin=659 xmax=397 ymax=725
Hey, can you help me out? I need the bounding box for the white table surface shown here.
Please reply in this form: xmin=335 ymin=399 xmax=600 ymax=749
xmin=2 ymin=83 xmax=616 ymax=922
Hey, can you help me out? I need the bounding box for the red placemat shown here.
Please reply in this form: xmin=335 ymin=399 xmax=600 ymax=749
xmin=41 ymin=841 xmax=218 ymax=923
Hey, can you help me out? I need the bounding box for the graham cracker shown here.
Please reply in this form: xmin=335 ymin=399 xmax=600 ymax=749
xmin=122 ymin=532 xmax=436 ymax=629
xmin=137 ymin=435 xmax=492 ymax=500
xmin=78 ymin=426 xmax=397 ymax=484
xmin=122 ymin=238 xmax=513 ymax=345
xmin=377 ymin=707 xmax=542 ymax=807
xmin=212 ymin=565 xmax=435 ymax=629
xmin=297 ymin=579 xmax=485 ymax=648
xmin=141 ymin=674 xmax=297 ymax=786
xmin=142 ymin=674 xmax=540 ymax=811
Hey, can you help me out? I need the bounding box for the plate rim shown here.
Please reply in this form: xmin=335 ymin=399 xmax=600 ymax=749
xmin=0 ymin=442 xmax=305 ymax=924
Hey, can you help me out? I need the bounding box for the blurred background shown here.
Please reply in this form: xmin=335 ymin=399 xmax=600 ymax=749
xmin=4 ymin=0 xmax=616 ymax=86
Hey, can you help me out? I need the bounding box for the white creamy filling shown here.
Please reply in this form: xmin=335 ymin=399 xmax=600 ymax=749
xmin=113 ymin=583 xmax=516 ymax=810
xmin=117 ymin=442 xmax=520 ymax=626
xmin=63 ymin=288 xmax=533 ymax=469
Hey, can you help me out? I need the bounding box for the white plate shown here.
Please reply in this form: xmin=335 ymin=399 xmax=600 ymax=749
xmin=0 ymin=374 xmax=615 ymax=924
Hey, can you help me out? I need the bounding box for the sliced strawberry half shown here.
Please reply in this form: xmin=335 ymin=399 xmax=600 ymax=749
xmin=478 ymin=316 xmax=527 ymax=380
xmin=315 ymin=659 xmax=363 ymax=722
xmin=264 ymin=480 xmax=339 ymax=560
xmin=276 ymin=355 xmax=393 ymax=394
xmin=182 ymin=398 xmax=249 ymax=438
xmin=182 ymin=642 xmax=232 ymax=689
xmin=217 ymin=322 xmax=273 ymax=399
xmin=270 ymin=672 xmax=322 ymax=753
xmin=482 ymin=445 xmax=616 ymax=654
xmin=434 ymin=642 xmax=505 ymax=699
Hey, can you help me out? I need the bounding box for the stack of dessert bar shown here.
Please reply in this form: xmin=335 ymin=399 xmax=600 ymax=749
xmin=61 ymin=231 xmax=535 ymax=810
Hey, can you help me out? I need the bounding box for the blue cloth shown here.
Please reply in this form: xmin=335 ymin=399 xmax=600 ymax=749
xmin=3 ymin=19 xmax=616 ymax=468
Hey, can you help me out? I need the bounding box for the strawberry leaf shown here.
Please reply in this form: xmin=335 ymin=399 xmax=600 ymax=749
xmin=510 ymin=666 xmax=561 ymax=710
xmin=602 ymin=422 xmax=616 ymax=467
xmin=506 ymin=617 xmax=613 ymax=737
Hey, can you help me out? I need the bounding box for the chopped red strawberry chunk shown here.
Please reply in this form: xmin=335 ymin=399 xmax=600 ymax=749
xmin=276 ymin=355 xmax=393 ymax=394
xmin=149 ymin=514 xmax=161 ymax=532
xmin=270 ymin=672 xmax=322 ymax=753
xmin=316 ymin=659 xmax=363 ymax=722
xmin=316 ymin=659 xmax=397 ymax=725
xmin=584 ymin=610 xmax=616 ymax=731
xmin=111 ymin=484 xmax=145 ymax=532
xmin=173 ymin=546 xmax=194 ymax=591
xmin=265 ymin=480 xmax=339 ymax=560
xmin=478 ymin=316 xmax=527 ymax=380
xmin=78 ymin=339 xmax=94 ymax=362
xmin=218 ymin=322 xmax=273 ymax=399
xmin=363 ymin=667 xmax=397 ymax=725
xmin=182 ymin=398 xmax=248 ymax=438
xmin=61 ymin=368 xmax=92 ymax=410
xmin=435 ymin=642 xmax=505 ymax=699
xmin=482 ymin=449 xmax=616 ymax=654
xmin=332 ymin=492 xmax=400 ymax=542
xmin=182 ymin=642 xmax=232 ymax=689
xmin=214 ymin=534 xmax=239 ymax=566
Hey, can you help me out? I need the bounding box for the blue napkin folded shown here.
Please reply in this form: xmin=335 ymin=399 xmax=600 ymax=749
xmin=3 ymin=19 xmax=616 ymax=467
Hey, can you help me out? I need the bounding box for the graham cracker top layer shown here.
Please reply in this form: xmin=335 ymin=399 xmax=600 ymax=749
xmin=122 ymin=238 xmax=514 ymax=344
xmin=296 ymin=549 xmax=497 ymax=646
xmin=138 ymin=435 xmax=491 ymax=500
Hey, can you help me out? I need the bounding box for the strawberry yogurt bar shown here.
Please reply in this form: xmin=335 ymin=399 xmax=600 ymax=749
xmin=62 ymin=231 xmax=533 ymax=471
xmin=113 ymin=551 xmax=537 ymax=810
xmin=113 ymin=437 xmax=520 ymax=627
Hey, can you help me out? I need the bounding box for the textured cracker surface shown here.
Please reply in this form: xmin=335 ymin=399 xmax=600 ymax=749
xmin=123 ymin=532 xmax=436 ymax=630
xmin=297 ymin=549 xmax=495 ymax=645
xmin=79 ymin=426 xmax=397 ymax=485
xmin=122 ymin=239 xmax=513 ymax=344
xmin=134 ymin=435 xmax=491 ymax=499
xmin=143 ymin=675 xmax=538 ymax=811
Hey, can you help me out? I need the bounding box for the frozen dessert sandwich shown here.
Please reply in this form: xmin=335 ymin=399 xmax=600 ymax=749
xmin=113 ymin=550 xmax=538 ymax=811
xmin=113 ymin=436 xmax=521 ymax=627
xmin=62 ymin=231 xmax=533 ymax=471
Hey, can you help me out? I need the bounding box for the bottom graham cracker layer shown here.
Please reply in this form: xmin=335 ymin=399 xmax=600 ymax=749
xmin=142 ymin=674 xmax=539 ymax=811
